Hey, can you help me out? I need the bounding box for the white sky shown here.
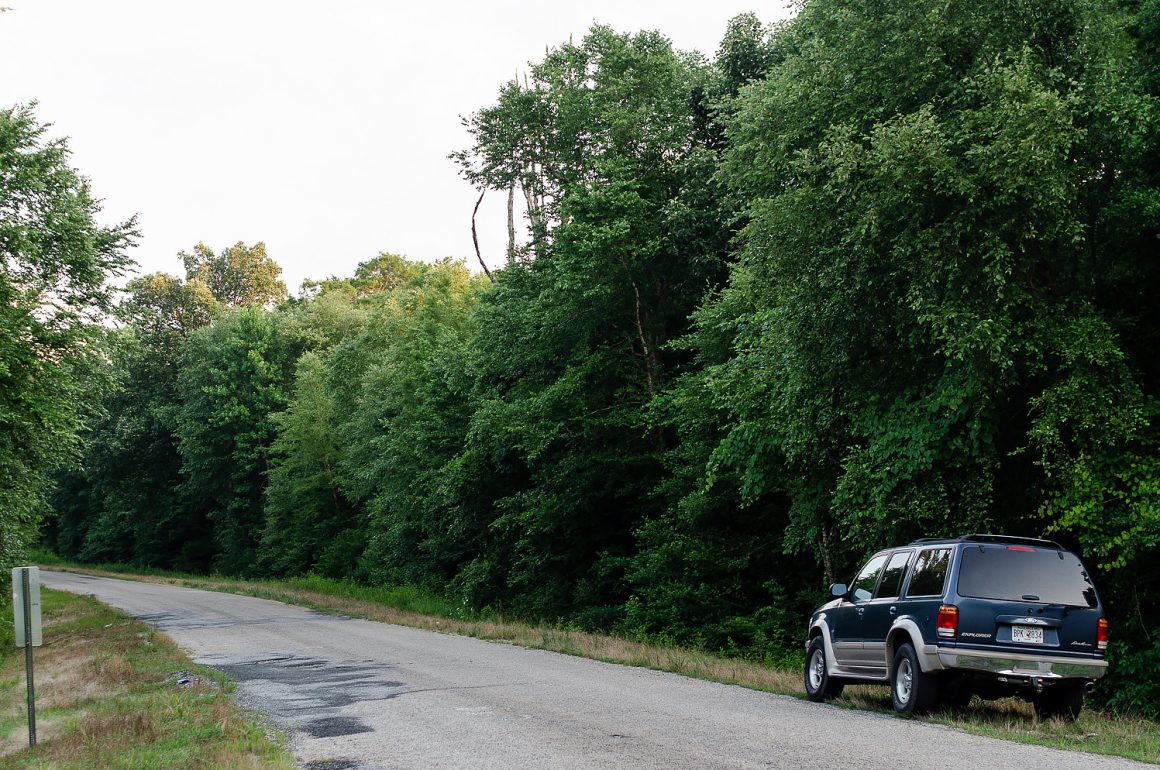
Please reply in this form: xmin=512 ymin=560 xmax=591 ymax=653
xmin=1 ymin=1 xmax=793 ymax=292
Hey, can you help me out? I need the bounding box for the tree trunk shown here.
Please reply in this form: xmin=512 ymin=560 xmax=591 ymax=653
xmin=507 ymin=183 xmax=516 ymax=262
xmin=820 ymin=527 xmax=835 ymax=586
xmin=614 ymin=255 xmax=660 ymax=400
xmin=521 ymin=164 xmax=548 ymax=260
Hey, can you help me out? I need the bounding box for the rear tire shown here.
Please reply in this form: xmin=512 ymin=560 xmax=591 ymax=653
xmin=891 ymin=643 xmax=940 ymax=715
xmin=1033 ymin=684 xmax=1085 ymax=720
xmin=804 ymin=636 xmax=845 ymax=702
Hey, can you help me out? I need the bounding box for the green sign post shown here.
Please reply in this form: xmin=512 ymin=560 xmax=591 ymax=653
xmin=12 ymin=566 xmax=41 ymax=747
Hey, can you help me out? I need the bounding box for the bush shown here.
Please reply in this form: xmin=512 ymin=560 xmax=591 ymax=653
xmin=1099 ymin=638 xmax=1160 ymax=719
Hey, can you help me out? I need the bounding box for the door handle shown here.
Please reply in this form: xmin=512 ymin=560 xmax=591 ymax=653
xmin=889 ymin=606 xmax=898 ymax=615
xmin=856 ymin=607 xmax=865 ymax=615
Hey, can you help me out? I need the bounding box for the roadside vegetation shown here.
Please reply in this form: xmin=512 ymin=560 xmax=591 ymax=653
xmin=0 ymin=588 xmax=294 ymax=770
xmin=43 ymin=560 xmax=1160 ymax=765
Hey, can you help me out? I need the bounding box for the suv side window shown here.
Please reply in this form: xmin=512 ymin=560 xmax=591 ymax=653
xmin=905 ymin=548 xmax=951 ymax=597
xmin=849 ymin=554 xmax=889 ymax=602
xmin=875 ymin=550 xmax=913 ymax=600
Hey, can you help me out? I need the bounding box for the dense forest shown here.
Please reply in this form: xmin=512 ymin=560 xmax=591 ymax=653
xmin=3 ymin=0 xmax=1158 ymax=716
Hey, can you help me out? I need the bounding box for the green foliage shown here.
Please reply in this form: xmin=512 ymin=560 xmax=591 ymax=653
xmin=1041 ymin=413 xmax=1159 ymax=572
xmin=46 ymin=246 xmax=293 ymax=572
xmin=341 ymin=260 xmax=484 ymax=586
xmin=0 ymin=103 xmax=134 ymax=581
xmin=57 ymin=328 xmax=195 ymax=567
xmin=122 ymin=271 xmax=218 ymax=352
xmin=447 ymin=26 xmax=735 ymax=618
xmin=259 ymin=351 xmax=352 ymax=577
xmin=178 ymin=308 xmax=293 ymax=575
xmin=256 ymin=258 xmax=484 ymax=584
xmin=702 ymin=0 xmax=1158 ymax=569
xmin=1102 ymin=637 xmax=1160 ymax=719
xmin=179 ymin=241 xmax=287 ymax=308
xmin=40 ymin=4 xmax=1160 ymax=717
xmin=453 ymin=26 xmax=717 ymax=258
xmin=299 ymin=251 xmax=424 ymax=300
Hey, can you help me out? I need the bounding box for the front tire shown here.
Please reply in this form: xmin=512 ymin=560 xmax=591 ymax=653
xmin=891 ymin=643 xmax=939 ymax=715
xmin=804 ymin=636 xmax=844 ymax=701
xmin=1033 ymin=684 xmax=1085 ymax=720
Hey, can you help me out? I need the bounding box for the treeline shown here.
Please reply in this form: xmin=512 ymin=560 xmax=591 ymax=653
xmin=25 ymin=0 xmax=1160 ymax=716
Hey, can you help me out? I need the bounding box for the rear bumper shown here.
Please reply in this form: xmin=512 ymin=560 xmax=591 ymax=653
xmin=938 ymin=648 xmax=1108 ymax=681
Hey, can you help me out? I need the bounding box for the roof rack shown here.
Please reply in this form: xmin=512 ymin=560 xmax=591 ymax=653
xmin=908 ymin=534 xmax=1064 ymax=549
xmin=959 ymin=533 xmax=1064 ymax=549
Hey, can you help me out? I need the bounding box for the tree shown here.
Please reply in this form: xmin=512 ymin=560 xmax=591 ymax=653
xmin=48 ymin=237 xmax=300 ymax=571
xmin=122 ymin=272 xmax=218 ymax=353
xmin=453 ymin=26 xmax=715 ymax=260
xmin=0 ymin=103 xmax=135 ymax=578
xmin=338 ymin=259 xmax=485 ymax=585
xmin=621 ymin=16 xmax=808 ymax=650
xmin=259 ymin=352 xmax=353 ymax=577
xmin=299 ymin=252 xmax=424 ymax=301
xmin=177 ymin=308 xmax=293 ymax=575
xmin=448 ymin=27 xmax=735 ymax=620
xmin=179 ymin=241 xmax=287 ymax=308
xmin=256 ymin=268 xmax=374 ymax=578
xmin=679 ymin=0 xmax=1159 ymax=699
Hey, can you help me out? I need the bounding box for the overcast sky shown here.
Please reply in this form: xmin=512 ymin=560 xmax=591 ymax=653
xmin=1 ymin=1 xmax=793 ymax=292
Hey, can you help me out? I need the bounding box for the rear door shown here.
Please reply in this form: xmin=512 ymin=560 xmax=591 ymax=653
xmin=900 ymin=547 xmax=953 ymax=644
xmin=860 ymin=549 xmax=914 ymax=671
xmin=953 ymin=544 xmax=1103 ymax=654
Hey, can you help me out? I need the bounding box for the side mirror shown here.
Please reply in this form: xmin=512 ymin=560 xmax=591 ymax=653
xmin=830 ymin=583 xmax=848 ymax=598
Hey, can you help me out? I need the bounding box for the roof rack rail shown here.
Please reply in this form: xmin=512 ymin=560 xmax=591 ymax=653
xmin=958 ymin=533 xmax=1064 ymax=549
xmin=907 ymin=534 xmax=1064 ymax=549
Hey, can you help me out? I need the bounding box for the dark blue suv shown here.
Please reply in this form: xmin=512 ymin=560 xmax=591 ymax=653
xmin=804 ymin=534 xmax=1108 ymax=718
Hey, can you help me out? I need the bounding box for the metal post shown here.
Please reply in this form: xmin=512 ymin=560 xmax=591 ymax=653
xmin=21 ymin=567 xmax=36 ymax=747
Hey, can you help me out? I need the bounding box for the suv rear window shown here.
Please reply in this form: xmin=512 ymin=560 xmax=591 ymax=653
xmin=957 ymin=546 xmax=1098 ymax=608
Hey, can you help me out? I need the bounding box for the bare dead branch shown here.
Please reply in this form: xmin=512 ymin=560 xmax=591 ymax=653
xmin=471 ymin=189 xmax=493 ymax=281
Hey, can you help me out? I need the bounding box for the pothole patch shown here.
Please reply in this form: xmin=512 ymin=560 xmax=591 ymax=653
xmin=305 ymin=716 xmax=374 ymax=738
xmin=304 ymin=760 xmax=360 ymax=770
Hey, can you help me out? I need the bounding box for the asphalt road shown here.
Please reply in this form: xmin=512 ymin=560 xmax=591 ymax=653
xmin=42 ymin=571 xmax=1148 ymax=770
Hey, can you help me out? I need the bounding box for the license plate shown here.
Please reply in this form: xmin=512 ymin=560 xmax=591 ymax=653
xmin=1012 ymin=626 xmax=1044 ymax=644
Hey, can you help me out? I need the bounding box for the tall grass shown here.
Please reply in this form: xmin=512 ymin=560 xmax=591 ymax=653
xmin=0 ymin=589 xmax=294 ymax=769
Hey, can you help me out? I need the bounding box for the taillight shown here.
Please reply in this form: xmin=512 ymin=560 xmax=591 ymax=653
xmin=1097 ymin=618 xmax=1109 ymax=651
xmin=937 ymin=604 xmax=958 ymax=639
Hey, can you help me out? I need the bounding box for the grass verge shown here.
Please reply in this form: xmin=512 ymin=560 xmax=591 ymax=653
xmin=0 ymin=588 xmax=295 ymax=770
xmin=40 ymin=559 xmax=1160 ymax=765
